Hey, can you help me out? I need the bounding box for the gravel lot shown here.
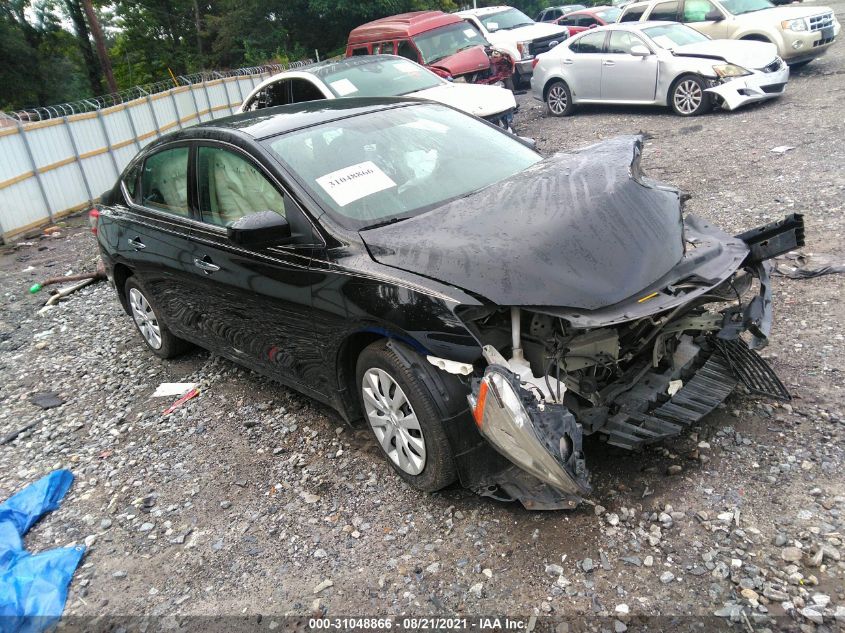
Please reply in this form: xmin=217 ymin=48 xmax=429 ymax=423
xmin=2 ymin=8 xmax=845 ymax=628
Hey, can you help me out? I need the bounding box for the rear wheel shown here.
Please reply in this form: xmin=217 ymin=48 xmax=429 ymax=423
xmin=356 ymin=340 xmax=457 ymax=492
xmin=670 ymin=74 xmax=711 ymax=116
xmin=125 ymin=277 xmax=189 ymax=359
xmin=545 ymin=80 xmax=574 ymax=117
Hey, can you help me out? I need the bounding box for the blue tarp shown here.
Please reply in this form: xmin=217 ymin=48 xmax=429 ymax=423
xmin=0 ymin=470 xmax=85 ymax=633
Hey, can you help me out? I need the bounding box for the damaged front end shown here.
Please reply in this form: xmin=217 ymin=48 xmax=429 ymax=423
xmin=462 ymin=213 xmax=803 ymax=509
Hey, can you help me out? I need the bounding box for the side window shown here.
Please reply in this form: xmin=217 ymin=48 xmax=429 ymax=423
xmin=197 ymin=147 xmax=286 ymax=228
xmin=139 ymin=147 xmax=190 ymax=216
xmin=289 ymin=78 xmax=324 ymax=103
xmin=123 ymin=160 xmax=142 ymax=201
xmin=396 ymin=39 xmax=419 ymax=61
xmin=607 ymin=31 xmax=647 ymax=54
xmin=551 ymin=9 xmax=562 ymax=19
xmin=374 ymin=41 xmax=395 ymax=54
xmin=573 ymin=31 xmax=606 ymax=53
xmin=619 ymin=5 xmax=647 ymax=21
xmin=578 ymin=16 xmax=600 ymax=26
xmin=683 ymin=0 xmax=718 ymax=22
xmin=560 ymin=15 xmax=578 ymax=25
xmin=350 ymin=47 xmax=369 ymax=56
xmin=650 ymin=1 xmax=679 ymax=20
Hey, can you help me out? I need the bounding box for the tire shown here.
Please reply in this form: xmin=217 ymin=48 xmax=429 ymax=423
xmin=670 ymin=74 xmax=712 ymax=116
xmin=124 ymin=277 xmax=190 ymax=359
xmin=545 ymin=80 xmax=574 ymax=117
xmin=355 ymin=340 xmax=457 ymax=492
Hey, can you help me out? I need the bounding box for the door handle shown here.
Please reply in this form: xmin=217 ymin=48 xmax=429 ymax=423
xmin=193 ymin=256 xmax=220 ymax=274
xmin=127 ymin=237 xmax=145 ymax=250
xmin=603 ymin=60 xmax=615 ymax=66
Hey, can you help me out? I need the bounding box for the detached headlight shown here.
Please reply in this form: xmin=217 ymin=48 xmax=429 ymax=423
xmin=469 ymin=367 xmax=583 ymax=495
xmin=516 ymin=40 xmax=532 ymax=60
xmin=712 ymin=63 xmax=752 ymax=78
xmin=781 ymin=18 xmax=808 ymax=31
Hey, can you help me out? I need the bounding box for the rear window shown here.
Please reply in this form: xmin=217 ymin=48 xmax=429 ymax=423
xmin=649 ymin=1 xmax=679 ymax=20
xmin=619 ymin=5 xmax=648 ymax=21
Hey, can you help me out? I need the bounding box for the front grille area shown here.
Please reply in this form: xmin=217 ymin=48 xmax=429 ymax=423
xmin=808 ymin=12 xmax=834 ymax=31
xmin=813 ymin=36 xmax=835 ymax=47
xmin=760 ymin=58 xmax=783 ymax=73
xmin=761 ymin=83 xmax=786 ymax=94
xmin=529 ymin=33 xmax=567 ymax=57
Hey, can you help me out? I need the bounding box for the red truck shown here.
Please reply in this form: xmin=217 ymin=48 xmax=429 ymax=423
xmin=346 ymin=11 xmax=514 ymax=87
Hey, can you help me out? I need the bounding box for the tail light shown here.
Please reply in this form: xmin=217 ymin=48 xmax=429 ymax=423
xmin=532 ymin=57 xmax=540 ymax=70
xmin=88 ymin=207 xmax=100 ymax=235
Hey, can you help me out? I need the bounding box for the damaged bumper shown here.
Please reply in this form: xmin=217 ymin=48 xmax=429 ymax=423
xmin=462 ymin=213 xmax=804 ymax=510
xmin=706 ymin=63 xmax=789 ymax=111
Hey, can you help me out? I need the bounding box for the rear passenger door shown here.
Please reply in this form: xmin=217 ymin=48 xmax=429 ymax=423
xmin=187 ymin=143 xmax=327 ymax=390
xmin=116 ymin=144 xmax=200 ymax=341
xmin=566 ymin=31 xmax=606 ymax=99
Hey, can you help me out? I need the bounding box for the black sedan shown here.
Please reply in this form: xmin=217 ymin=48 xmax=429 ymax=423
xmin=94 ymin=98 xmax=802 ymax=509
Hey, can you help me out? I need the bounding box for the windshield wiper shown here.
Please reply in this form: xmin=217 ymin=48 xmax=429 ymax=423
xmin=359 ymin=216 xmax=411 ymax=231
xmin=501 ymin=22 xmax=534 ymax=29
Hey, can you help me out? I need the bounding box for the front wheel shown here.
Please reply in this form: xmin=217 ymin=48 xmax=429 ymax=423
xmin=670 ymin=74 xmax=712 ymax=116
xmin=356 ymin=340 xmax=457 ymax=492
xmin=545 ymin=80 xmax=574 ymax=117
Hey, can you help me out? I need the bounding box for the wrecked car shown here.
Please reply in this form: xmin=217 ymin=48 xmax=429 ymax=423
xmin=532 ymin=22 xmax=789 ymax=116
xmin=93 ymin=98 xmax=803 ymax=510
xmin=346 ymin=11 xmax=514 ymax=87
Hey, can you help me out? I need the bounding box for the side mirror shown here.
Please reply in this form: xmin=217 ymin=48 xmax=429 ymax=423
xmin=630 ymin=44 xmax=651 ymax=56
xmin=227 ymin=210 xmax=291 ymax=248
xmin=705 ymin=10 xmax=724 ymax=21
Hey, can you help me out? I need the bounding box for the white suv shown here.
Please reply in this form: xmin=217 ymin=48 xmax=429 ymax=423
xmin=619 ymin=0 xmax=839 ymax=66
xmin=456 ymin=6 xmax=570 ymax=85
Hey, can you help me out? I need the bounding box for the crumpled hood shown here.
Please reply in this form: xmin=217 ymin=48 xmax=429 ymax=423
xmin=674 ymin=39 xmax=778 ymax=69
xmin=360 ymin=136 xmax=685 ymax=309
xmin=430 ymin=46 xmax=492 ymax=77
xmin=411 ymin=82 xmax=516 ymax=118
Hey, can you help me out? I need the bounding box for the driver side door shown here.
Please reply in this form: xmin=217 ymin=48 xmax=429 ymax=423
xmin=184 ymin=142 xmax=328 ymax=392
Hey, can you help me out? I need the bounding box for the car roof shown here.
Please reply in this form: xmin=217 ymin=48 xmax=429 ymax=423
xmin=456 ymin=5 xmax=515 ymax=17
xmin=257 ymin=55 xmax=413 ymax=85
xmin=348 ymin=11 xmax=461 ymax=43
xmin=184 ymin=98 xmax=428 ymax=142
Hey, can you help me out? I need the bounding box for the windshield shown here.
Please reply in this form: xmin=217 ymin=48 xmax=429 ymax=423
xmin=263 ymin=104 xmax=541 ymax=230
xmin=316 ymin=57 xmax=442 ymax=97
xmin=719 ymin=0 xmax=773 ymax=14
xmin=413 ymin=22 xmax=488 ymax=65
xmin=643 ymin=23 xmax=710 ymax=48
xmin=479 ymin=8 xmax=535 ymax=31
xmin=595 ymin=7 xmax=622 ymax=21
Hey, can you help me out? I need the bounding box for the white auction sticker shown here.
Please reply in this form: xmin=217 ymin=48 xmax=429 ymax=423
xmin=329 ymin=78 xmax=358 ymax=96
xmin=316 ymin=161 xmax=396 ymax=207
xmin=463 ymin=28 xmax=477 ymax=38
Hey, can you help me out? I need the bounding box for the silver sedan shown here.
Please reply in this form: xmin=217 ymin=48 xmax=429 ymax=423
xmin=531 ymin=21 xmax=789 ymax=116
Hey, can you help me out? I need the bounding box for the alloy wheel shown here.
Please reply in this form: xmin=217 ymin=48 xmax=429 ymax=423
xmin=547 ymin=84 xmax=568 ymax=115
xmin=128 ymin=287 xmax=163 ymax=350
xmin=362 ymin=368 xmax=426 ymax=475
xmin=674 ymin=79 xmax=703 ymax=115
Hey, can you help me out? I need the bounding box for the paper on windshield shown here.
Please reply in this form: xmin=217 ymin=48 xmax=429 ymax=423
xmin=329 ymin=78 xmax=358 ymax=96
xmin=463 ymin=28 xmax=477 ymax=38
xmin=316 ymin=161 xmax=396 ymax=207
xmin=393 ymin=61 xmax=420 ymax=73
xmin=486 ymin=21 xmax=499 ymax=30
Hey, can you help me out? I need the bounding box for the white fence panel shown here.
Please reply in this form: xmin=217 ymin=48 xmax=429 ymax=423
xmin=0 ymin=68 xmax=285 ymax=240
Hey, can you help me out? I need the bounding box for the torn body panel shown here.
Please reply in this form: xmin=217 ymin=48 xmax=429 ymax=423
xmin=705 ymin=63 xmax=789 ymax=111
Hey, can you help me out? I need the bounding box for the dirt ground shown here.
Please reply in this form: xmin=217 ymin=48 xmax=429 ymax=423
xmin=2 ymin=7 xmax=845 ymax=629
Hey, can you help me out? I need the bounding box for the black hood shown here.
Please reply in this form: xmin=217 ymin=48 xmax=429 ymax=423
xmin=360 ymin=136 xmax=685 ymax=309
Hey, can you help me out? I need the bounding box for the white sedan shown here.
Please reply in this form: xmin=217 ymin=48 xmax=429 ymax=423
xmin=241 ymin=55 xmax=518 ymax=129
xmin=531 ymin=22 xmax=789 ymax=116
